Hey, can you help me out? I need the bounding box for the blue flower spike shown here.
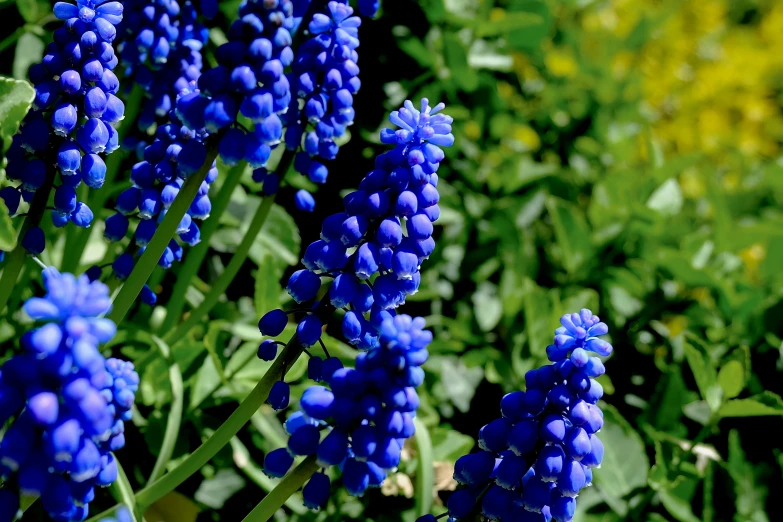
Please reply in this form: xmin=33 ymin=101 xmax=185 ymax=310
xmin=4 ymin=0 xmax=125 ymax=245
xmin=434 ymin=309 xmax=610 ymax=522
xmin=254 ymin=100 xmax=454 ymax=509
xmin=0 ymin=270 xmax=137 ymax=521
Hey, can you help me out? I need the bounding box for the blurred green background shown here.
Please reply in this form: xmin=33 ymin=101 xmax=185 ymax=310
xmin=3 ymin=0 xmax=783 ymax=520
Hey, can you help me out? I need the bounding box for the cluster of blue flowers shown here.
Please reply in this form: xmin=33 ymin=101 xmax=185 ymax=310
xmin=252 ymin=98 xmax=452 ymax=510
xmin=285 ymin=0 xmax=363 ymax=210
xmin=176 ymin=0 xmax=298 ymax=171
xmin=417 ymin=310 xmax=610 ymax=522
xmin=102 ymin=112 xmax=219 ymax=302
xmin=0 ymin=269 xmax=138 ymax=522
xmin=1 ymin=0 xmax=125 ymax=252
xmin=97 ymin=0 xmax=218 ymax=301
xmin=117 ymin=0 xmax=213 ymax=135
xmin=257 ymin=98 xmax=452 ymax=358
xmin=263 ymin=314 xmax=430 ymax=508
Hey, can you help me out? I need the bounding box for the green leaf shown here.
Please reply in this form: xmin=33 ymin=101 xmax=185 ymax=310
xmin=647 ymin=178 xmax=683 ymax=216
xmin=398 ymin=37 xmax=434 ymax=68
xmin=0 ymin=200 xmax=16 ymax=251
xmin=719 ymin=392 xmax=783 ymax=418
xmin=471 ymin=282 xmax=502 ymax=332
xmin=592 ymin=404 xmax=650 ymax=499
xmin=251 ymin=203 xmax=300 ymax=266
xmin=194 ymin=469 xmax=246 ymax=509
xmin=474 ymin=11 xmax=544 ymax=37
xmin=430 ymin=426 xmax=475 ymax=462
xmin=0 ymin=76 xmax=35 ymax=148
xmin=12 ymin=33 xmax=44 ymax=81
xmin=413 ymin=418 xmax=434 ymax=517
xmin=716 ymin=359 xmax=745 ymax=400
xmin=15 ymin=0 xmax=37 ymax=22
xmin=189 ymin=356 xmax=220 ymax=410
xmin=506 ymin=0 xmax=551 ymax=51
xmin=442 ymin=33 xmax=479 ymax=92
xmin=253 ymin=254 xmax=282 ymax=317
xmin=683 ymin=343 xmax=720 ymax=412
xmin=727 ymin=430 xmax=769 ymax=522
xmin=431 ymin=356 xmax=484 ymax=413
xmin=658 ymin=489 xmax=701 ymax=522
xmin=545 ymin=196 xmax=595 ymax=274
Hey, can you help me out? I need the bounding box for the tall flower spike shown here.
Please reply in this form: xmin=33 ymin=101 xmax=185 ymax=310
xmin=0 ymin=269 xmax=138 ymax=522
xmin=418 ymin=309 xmax=611 ymax=522
xmin=285 ymin=0 xmax=363 ymax=205
xmin=176 ymin=0 xmax=297 ymax=169
xmin=258 ymin=98 xmax=452 ymax=357
xmin=2 ymin=0 xmax=125 ymax=238
xmin=256 ymin=99 xmax=453 ymax=510
xmin=102 ymin=0 xmax=216 ymax=291
xmin=264 ymin=315 xmax=431 ymax=506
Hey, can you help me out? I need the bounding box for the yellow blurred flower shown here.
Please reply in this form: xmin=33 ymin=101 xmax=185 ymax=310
xmin=508 ymin=124 xmax=541 ymax=152
xmin=464 ymin=120 xmax=482 ymax=141
xmin=680 ymin=168 xmax=706 ymax=199
xmin=545 ymin=49 xmax=578 ymax=78
xmin=582 ymin=0 xmax=783 ymax=163
xmin=739 ymin=243 xmax=766 ymax=280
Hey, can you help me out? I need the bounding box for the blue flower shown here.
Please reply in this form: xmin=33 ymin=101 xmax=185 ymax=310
xmin=98 ymin=0 xmax=216 ymax=291
xmin=54 ymin=1 xmax=125 ymax=42
xmin=425 ymin=309 xmax=609 ymax=522
xmin=547 ymin=310 xmax=613 ymax=362
xmin=286 ymin=1 xmax=363 ymax=205
xmin=0 ymin=270 xmax=137 ymax=521
xmin=4 ymin=0 xmax=125 ymax=242
xmin=174 ymin=0 xmax=297 ymax=169
xmin=263 ymin=314 xmax=430 ymax=505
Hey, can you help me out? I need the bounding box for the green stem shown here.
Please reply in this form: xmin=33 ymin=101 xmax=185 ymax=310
xmin=108 ymin=146 xmax=219 ymax=326
xmin=135 ymin=297 xmax=334 ymax=510
xmin=413 ymin=417 xmax=434 ymax=517
xmin=111 ymin=457 xmax=142 ymax=521
xmin=230 ymin=437 xmax=308 ymax=515
xmin=62 ymin=84 xmax=145 ymax=274
xmin=188 ymin=342 xmax=258 ymax=414
xmin=703 ymin=460 xmax=714 ymax=522
xmin=19 ymin=495 xmax=38 ymax=514
xmin=240 ymin=455 xmax=318 ymax=522
xmin=147 ymin=337 xmax=184 ymax=484
xmin=158 ymin=161 xmax=247 ymax=334
xmin=161 ymin=150 xmax=295 ymax=344
xmin=0 ymin=26 xmax=25 ymax=54
xmin=0 ymin=170 xmax=54 ymax=313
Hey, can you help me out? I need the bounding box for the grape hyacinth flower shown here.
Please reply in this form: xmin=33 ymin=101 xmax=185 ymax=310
xmin=0 ymin=268 xmax=138 ymax=522
xmin=116 ymin=0 xmax=210 ymax=136
xmin=176 ymin=0 xmax=298 ymax=169
xmin=95 ymin=0 xmax=216 ymax=292
xmin=285 ymin=1 xmax=363 ymax=205
xmin=263 ymin=315 xmax=431 ymax=508
xmin=358 ymin=0 xmax=381 ymax=18
xmin=417 ymin=309 xmax=611 ymax=522
xmin=2 ymin=0 xmax=125 ymax=236
xmin=102 ymin=95 xmax=219 ymax=277
xmin=257 ymin=98 xmax=453 ymax=355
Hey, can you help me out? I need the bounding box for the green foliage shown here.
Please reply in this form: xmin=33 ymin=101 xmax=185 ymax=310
xmin=0 ymin=76 xmax=34 ymax=150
